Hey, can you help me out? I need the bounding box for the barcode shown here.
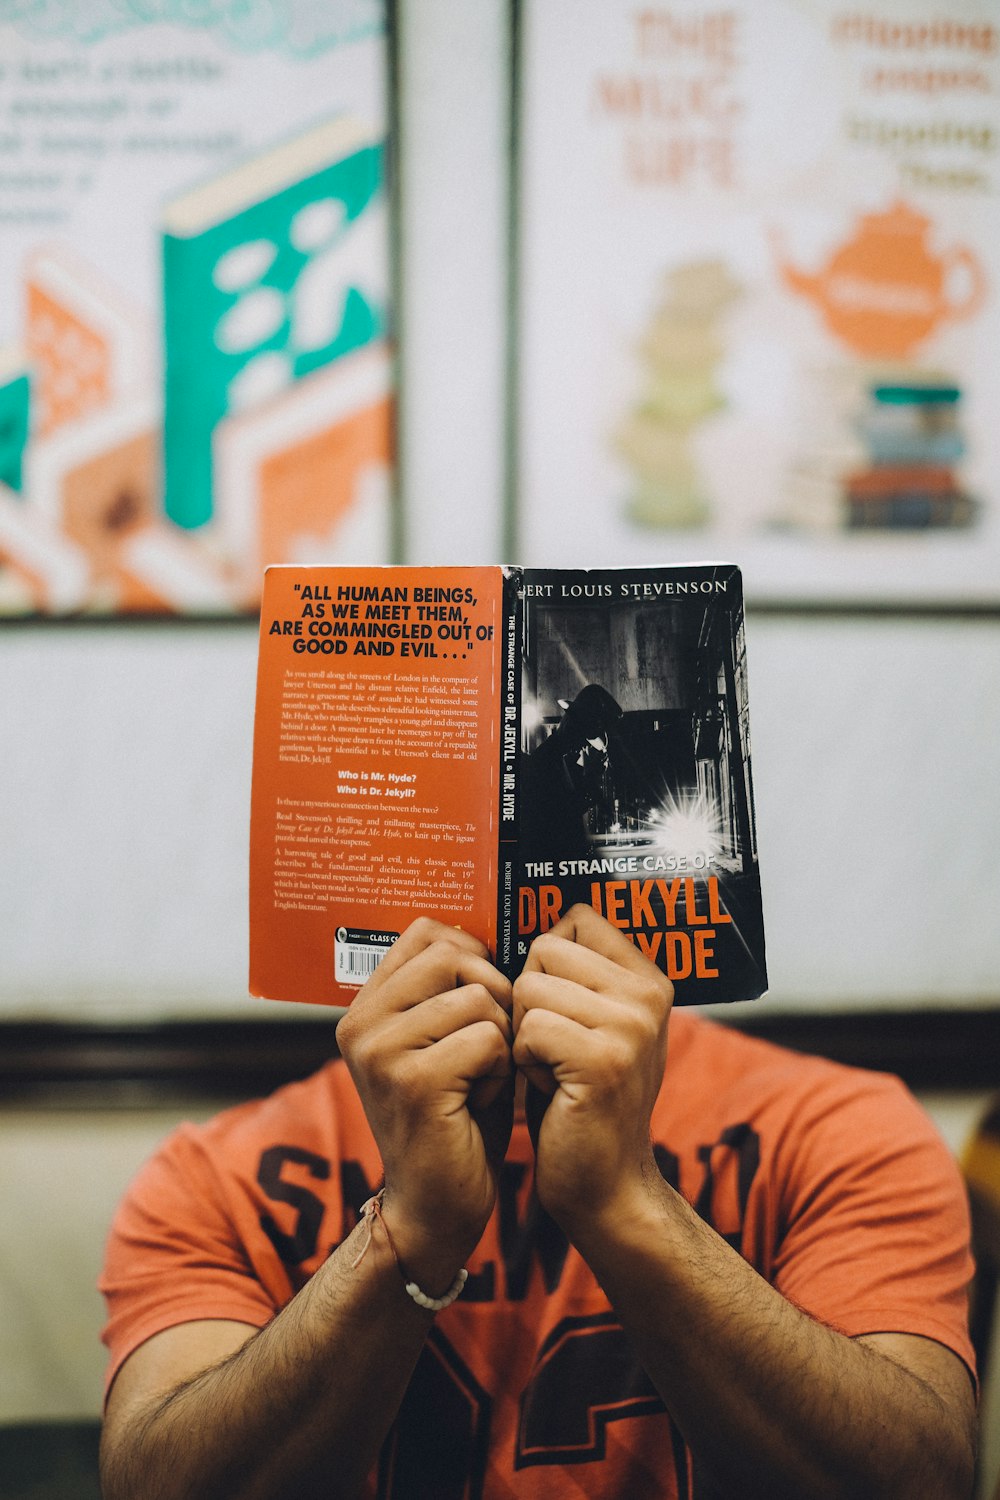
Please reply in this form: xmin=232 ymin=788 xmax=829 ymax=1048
xmin=337 ymin=945 xmax=382 ymax=979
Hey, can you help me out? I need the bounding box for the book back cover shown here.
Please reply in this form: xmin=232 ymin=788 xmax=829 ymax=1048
xmin=249 ymin=565 xmax=504 ymax=1005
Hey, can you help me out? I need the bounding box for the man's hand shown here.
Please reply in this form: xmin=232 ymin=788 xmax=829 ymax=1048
xmin=512 ymin=905 xmax=673 ymax=1233
xmin=337 ymin=918 xmax=514 ymax=1293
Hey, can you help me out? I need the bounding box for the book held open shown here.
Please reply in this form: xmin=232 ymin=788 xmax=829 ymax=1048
xmin=249 ymin=563 xmax=767 ymax=1006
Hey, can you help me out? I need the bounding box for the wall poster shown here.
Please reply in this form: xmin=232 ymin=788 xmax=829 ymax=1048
xmin=0 ymin=1 xmax=391 ymax=617
xmin=515 ymin=1 xmax=999 ymax=604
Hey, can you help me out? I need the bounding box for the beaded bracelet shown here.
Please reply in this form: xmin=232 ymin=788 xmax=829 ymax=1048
xmin=351 ymin=1189 xmax=469 ymax=1313
xmin=403 ymin=1267 xmax=468 ymax=1312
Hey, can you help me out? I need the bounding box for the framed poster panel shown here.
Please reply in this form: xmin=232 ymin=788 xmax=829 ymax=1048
xmin=0 ymin=2 xmax=392 ymax=617
xmin=514 ymin=0 xmax=1000 ymax=606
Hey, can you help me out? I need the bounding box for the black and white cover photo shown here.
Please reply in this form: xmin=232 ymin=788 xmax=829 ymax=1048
xmin=512 ymin=564 xmax=767 ymax=1005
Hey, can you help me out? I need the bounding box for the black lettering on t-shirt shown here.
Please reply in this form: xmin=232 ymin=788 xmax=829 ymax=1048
xmin=497 ymin=1161 xmax=570 ymax=1300
xmin=379 ymin=1327 xmax=492 ymax=1500
xmin=516 ymin=1313 xmax=666 ymax=1468
xmin=692 ymin=1123 xmax=761 ymax=1251
xmin=653 ymin=1141 xmax=681 ymax=1191
xmin=337 ymin=1158 xmax=379 ymax=1244
xmin=257 ymin=1144 xmax=331 ymax=1265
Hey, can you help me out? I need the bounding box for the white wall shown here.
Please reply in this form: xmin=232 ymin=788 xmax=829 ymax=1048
xmin=395 ymin=0 xmax=510 ymax=564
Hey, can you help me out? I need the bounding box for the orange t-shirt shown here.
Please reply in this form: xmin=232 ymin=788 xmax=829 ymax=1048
xmin=100 ymin=1012 xmax=975 ymax=1498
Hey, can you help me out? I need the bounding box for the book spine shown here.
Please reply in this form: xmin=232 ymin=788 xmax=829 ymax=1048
xmin=495 ymin=567 xmax=523 ymax=977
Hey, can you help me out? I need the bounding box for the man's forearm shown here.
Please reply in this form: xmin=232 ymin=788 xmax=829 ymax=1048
xmin=565 ymin=1171 xmax=974 ymax=1500
xmin=101 ymin=1216 xmax=447 ymax=1500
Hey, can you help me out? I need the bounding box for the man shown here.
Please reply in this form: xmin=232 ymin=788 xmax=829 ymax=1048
xmin=99 ymin=908 xmax=976 ymax=1499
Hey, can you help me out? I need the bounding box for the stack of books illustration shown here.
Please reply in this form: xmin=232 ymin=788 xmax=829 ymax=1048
xmin=615 ymin=260 xmax=741 ymax=530
xmin=774 ymin=200 xmax=983 ymax=536
xmin=845 ymin=378 xmax=974 ymax=530
xmin=1 ymin=247 xmax=158 ymax=614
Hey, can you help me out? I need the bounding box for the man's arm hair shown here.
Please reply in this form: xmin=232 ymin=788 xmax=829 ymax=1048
xmin=100 ymin=1215 xmax=438 ymax=1500
xmin=567 ymin=1171 xmax=976 ymax=1500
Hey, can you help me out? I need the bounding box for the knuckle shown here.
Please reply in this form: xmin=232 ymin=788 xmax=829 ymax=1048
xmin=462 ymin=981 xmax=497 ymax=1015
xmin=345 ymin=1032 xmax=379 ymax=1082
xmin=628 ymin=970 xmax=670 ymax=1014
xmin=335 ymin=1010 xmax=360 ymax=1057
xmin=409 ymin=915 xmax=444 ymax=945
xmin=633 ymin=1002 xmax=663 ymax=1044
xmin=528 ymin=932 xmax=558 ymax=963
xmin=484 ymin=1026 xmax=512 ymax=1067
xmin=427 ymin=935 xmax=461 ymax=967
xmin=338 ymin=1016 xmax=394 ymax=1086
xmin=487 ymin=1011 xmax=511 ymax=1045
xmin=512 ymin=1008 xmax=541 ymax=1049
xmin=513 ymin=969 xmax=543 ymax=1004
xmin=646 ymin=966 xmax=673 ymax=1000
xmin=510 ymin=1028 xmax=532 ymax=1065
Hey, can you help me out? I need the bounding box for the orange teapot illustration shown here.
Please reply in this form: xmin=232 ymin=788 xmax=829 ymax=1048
xmin=773 ymin=200 xmax=985 ymax=358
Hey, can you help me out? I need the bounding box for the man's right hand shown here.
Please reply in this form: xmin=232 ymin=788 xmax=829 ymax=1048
xmin=336 ymin=919 xmax=514 ymax=1296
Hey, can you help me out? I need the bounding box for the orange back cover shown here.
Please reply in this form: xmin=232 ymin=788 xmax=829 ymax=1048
xmin=249 ymin=565 xmax=504 ymax=1004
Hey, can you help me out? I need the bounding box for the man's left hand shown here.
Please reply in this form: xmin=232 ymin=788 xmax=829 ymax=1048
xmin=512 ymin=905 xmax=673 ymax=1233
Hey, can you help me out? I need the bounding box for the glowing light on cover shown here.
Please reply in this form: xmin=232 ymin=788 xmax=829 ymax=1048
xmin=646 ymin=789 xmax=724 ymax=863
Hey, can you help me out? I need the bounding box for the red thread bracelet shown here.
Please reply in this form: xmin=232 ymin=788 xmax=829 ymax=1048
xmin=351 ymin=1188 xmax=468 ymax=1312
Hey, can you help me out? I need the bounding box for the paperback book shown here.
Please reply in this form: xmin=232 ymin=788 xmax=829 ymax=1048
xmin=249 ymin=563 xmax=767 ymax=1006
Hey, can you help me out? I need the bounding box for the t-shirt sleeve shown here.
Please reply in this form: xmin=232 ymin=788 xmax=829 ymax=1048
xmin=767 ymin=1066 xmax=976 ymax=1382
xmin=99 ymin=1121 xmax=279 ymax=1399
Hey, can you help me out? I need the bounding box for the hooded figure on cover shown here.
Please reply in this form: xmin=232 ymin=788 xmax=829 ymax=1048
xmin=520 ymin=683 xmax=624 ymax=859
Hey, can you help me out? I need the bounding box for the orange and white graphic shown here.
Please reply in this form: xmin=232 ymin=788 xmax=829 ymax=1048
xmin=213 ymin=342 xmax=393 ymax=594
xmin=0 ymin=481 xmax=89 ymax=614
xmin=28 ymin=398 xmax=158 ymax=575
xmin=25 ymin=247 xmax=152 ymax=438
xmin=774 ymin=201 xmax=985 ymax=361
xmin=0 ymin=8 xmax=390 ymax=617
xmin=28 ymin=395 xmax=240 ymax=614
xmin=112 ymin=525 xmax=241 ymax=616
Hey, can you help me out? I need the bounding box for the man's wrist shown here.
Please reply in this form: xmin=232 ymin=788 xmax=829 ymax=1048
xmin=378 ymin=1188 xmax=481 ymax=1301
xmin=548 ymin=1155 xmax=676 ymax=1255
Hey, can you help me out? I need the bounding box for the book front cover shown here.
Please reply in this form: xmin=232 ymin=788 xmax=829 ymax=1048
xmin=511 ymin=563 xmax=767 ymax=1004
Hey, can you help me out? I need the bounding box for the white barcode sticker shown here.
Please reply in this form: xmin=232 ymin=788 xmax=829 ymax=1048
xmin=334 ymin=926 xmax=399 ymax=987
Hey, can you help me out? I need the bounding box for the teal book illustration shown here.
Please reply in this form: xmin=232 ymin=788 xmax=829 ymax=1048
xmin=0 ymin=347 xmax=30 ymax=495
xmin=162 ymin=117 xmax=388 ymax=531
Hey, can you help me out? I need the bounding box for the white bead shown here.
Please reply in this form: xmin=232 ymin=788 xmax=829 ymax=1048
xmin=403 ymin=1267 xmax=469 ymax=1312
